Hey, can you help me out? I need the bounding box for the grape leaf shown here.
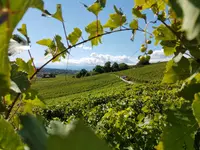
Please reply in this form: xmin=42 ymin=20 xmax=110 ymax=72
xmin=19 ymin=114 xmax=47 ymax=150
xmin=178 ymin=72 xmax=200 ymax=100
xmin=11 ymin=64 xmax=30 ymax=92
xmin=134 ymin=0 xmax=167 ymax=11
xmin=156 ymin=108 xmax=197 ymax=150
xmin=68 ymin=28 xmax=82 ymax=45
xmin=129 ymin=19 xmax=138 ymax=30
xmin=17 ymin=24 xmax=28 ymax=37
xmin=10 ymin=80 xmax=21 ymax=93
xmin=162 ymin=56 xmax=190 ymax=83
xmin=87 ymin=2 xmax=102 ymax=16
xmin=37 ymin=39 xmax=53 ymax=47
xmin=132 ymin=8 xmax=146 ymax=20
xmin=153 ymin=24 xmax=176 ymax=45
xmin=16 ymin=58 xmax=35 ymax=78
xmin=52 ymin=4 xmax=63 ymax=22
xmin=104 ymin=13 xmax=126 ymax=30
xmin=47 ymin=120 xmax=111 ymax=150
xmin=0 ymin=0 xmax=44 ymax=97
xmin=98 ymin=0 xmax=106 ymax=8
xmin=85 ymin=20 xmax=103 ymax=46
xmin=169 ymin=0 xmax=200 ymax=41
xmin=193 ymin=93 xmax=200 ymax=125
xmin=0 ymin=118 xmax=24 ymax=150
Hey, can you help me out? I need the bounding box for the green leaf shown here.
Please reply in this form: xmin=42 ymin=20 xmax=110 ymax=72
xmin=16 ymin=58 xmax=35 ymax=78
xmin=11 ymin=64 xmax=30 ymax=92
xmin=10 ymin=80 xmax=21 ymax=93
xmin=47 ymin=120 xmax=111 ymax=150
xmin=104 ymin=13 xmax=126 ymax=30
xmin=52 ymin=4 xmax=63 ymax=22
xmin=0 ymin=0 xmax=44 ymax=97
xmin=160 ymin=40 xmax=177 ymax=56
xmin=68 ymin=28 xmax=82 ymax=45
xmin=178 ymin=72 xmax=200 ymax=100
xmin=169 ymin=0 xmax=200 ymax=40
xmin=162 ymin=56 xmax=190 ymax=83
xmin=156 ymin=108 xmax=198 ymax=150
xmin=37 ymin=38 xmax=53 ymax=46
xmin=19 ymin=114 xmax=47 ymax=150
xmin=85 ymin=20 xmax=103 ymax=46
xmin=87 ymin=2 xmax=102 ymax=16
xmin=17 ymin=24 xmax=28 ymax=37
xmin=153 ymin=24 xmax=177 ymax=45
xmin=129 ymin=19 xmax=138 ymax=29
xmin=132 ymin=8 xmax=146 ymax=20
xmin=0 ymin=118 xmax=24 ymax=150
xmin=193 ymin=93 xmax=200 ymax=125
xmin=113 ymin=5 xmax=123 ymax=15
xmin=98 ymin=0 xmax=106 ymax=8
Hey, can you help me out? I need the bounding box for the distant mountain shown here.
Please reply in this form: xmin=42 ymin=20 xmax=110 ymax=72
xmin=38 ymin=68 xmax=79 ymax=75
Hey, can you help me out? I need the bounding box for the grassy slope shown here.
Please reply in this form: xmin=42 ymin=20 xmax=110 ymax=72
xmin=115 ymin=62 xmax=166 ymax=83
xmin=33 ymin=62 xmax=166 ymax=104
xmin=32 ymin=73 xmax=125 ymax=103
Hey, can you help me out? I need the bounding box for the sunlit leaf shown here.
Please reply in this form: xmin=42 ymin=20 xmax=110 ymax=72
xmin=16 ymin=58 xmax=35 ymax=78
xmin=104 ymin=13 xmax=126 ymax=30
xmin=193 ymin=93 xmax=200 ymax=125
xmin=68 ymin=28 xmax=82 ymax=45
xmin=87 ymin=2 xmax=102 ymax=16
xmin=52 ymin=4 xmax=63 ymax=22
xmin=37 ymin=38 xmax=53 ymax=47
xmin=129 ymin=19 xmax=138 ymax=30
xmin=0 ymin=118 xmax=24 ymax=150
xmin=10 ymin=80 xmax=21 ymax=93
xmin=85 ymin=20 xmax=103 ymax=46
xmin=153 ymin=24 xmax=176 ymax=45
xmin=17 ymin=24 xmax=28 ymax=38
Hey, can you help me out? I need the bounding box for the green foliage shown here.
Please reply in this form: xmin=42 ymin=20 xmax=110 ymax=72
xmin=169 ymin=0 xmax=200 ymax=41
xmin=68 ymin=28 xmax=82 ymax=45
xmin=193 ymin=93 xmax=200 ymax=125
xmin=156 ymin=107 xmax=198 ymax=150
xmin=52 ymin=4 xmax=63 ymax=22
xmin=0 ymin=118 xmax=24 ymax=150
xmin=104 ymin=6 xmax=126 ymax=30
xmin=162 ymin=56 xmax=190 ymax=83
xmin=132 ymin=8 xmax=146 ymax=20
xmin=47 ymin=120 xmax=111 ymax=150
xmin=85 ymin=20 xmax=103 ymax=46
xmin=129 ymin=19 xmax=138 ymax=30
xmin=87 ymin=2 xmax=102 ymax=16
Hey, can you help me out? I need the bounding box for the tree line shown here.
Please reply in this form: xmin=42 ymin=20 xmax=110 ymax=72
xmin=75 ymin=61 xmax=129 ymax=78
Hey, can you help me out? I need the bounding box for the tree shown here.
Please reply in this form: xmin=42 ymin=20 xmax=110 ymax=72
xmin=104 ymin=61 xmax=112 ymax=72
xmin=76 ymin=69 xmax=90 ymax=78
xmin=93 ymin=65 xmax=104 ymax=74
xmin=111 ymin=62 xmax=119 ymax=72
xmin=119 ymin=63 xmax=129 ymax=71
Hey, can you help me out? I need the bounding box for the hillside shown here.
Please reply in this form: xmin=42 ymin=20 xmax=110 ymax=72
xmin=115 ymin=62 xmax=166 ymax=83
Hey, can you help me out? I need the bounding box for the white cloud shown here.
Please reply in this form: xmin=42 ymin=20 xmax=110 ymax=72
xmin=35 ymin=53 xmax=137 ymax=67
xmin=150 ymin=49 xmax=173 ymax=63
xmin=77 ymin=44 xmax=92 ymax=50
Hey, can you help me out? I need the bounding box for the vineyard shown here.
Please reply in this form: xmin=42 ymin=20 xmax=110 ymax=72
xmin=1 ymin=0 xmax=200 ymax=150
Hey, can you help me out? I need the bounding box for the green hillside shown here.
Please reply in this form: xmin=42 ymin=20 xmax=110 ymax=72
xmin=32 ymin=73 xmax=125 ymax=103
xmin=115 ymin=62 xmax=166 ymax=83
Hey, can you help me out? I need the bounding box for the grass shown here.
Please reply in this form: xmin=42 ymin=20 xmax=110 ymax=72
xmin=115 ymin=62 xmax=166 ymax=83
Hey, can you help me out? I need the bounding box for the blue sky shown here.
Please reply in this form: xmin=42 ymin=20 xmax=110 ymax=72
xmin=11 ymin=0 xmax=166 ymax=70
